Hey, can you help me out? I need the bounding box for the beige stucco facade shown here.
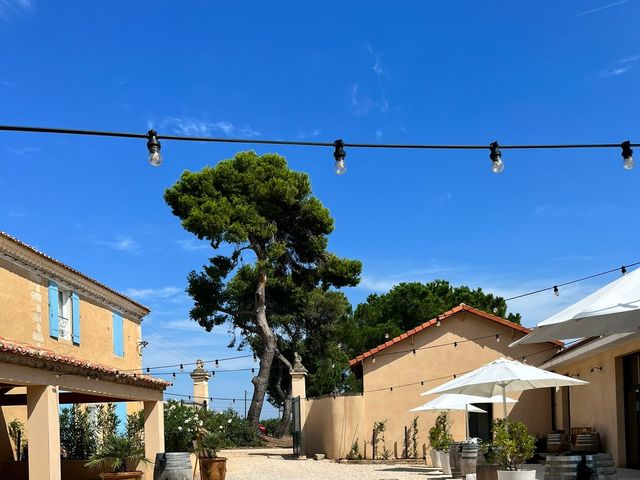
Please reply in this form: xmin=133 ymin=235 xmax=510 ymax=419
xmin=302 ymin=305 xmax=559 ymax=460
xmin=542 ymin=333 xmax=640 ymax=467
xmin=0 ymin=231 xmax=168 ymax=480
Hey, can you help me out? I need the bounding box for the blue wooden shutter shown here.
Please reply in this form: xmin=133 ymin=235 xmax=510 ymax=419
xmin=48 ymin=281 xmax=59 ymax=338
xmin=71 ymin=292 xmax=80 ymax=345
xmin=113 ymin=312 xmax=124 ymax=356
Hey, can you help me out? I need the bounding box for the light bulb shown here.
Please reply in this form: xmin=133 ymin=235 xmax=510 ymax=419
xmin=491 ymin=157 xmax=504 ymax=174
xmin=333 ymin=139 xmax=347 ymax=175
xmin=146 ymin=129 xmax=162 ymax=167
xmin=622 ymin=141 xmax=634 ymax=170
xmin=148 ymin=149 xmax=163 ymax=167
xmin=489 ymin=141 xmax=504 ymax=174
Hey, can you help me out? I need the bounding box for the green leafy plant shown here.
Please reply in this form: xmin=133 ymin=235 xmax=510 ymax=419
xmin=429 ymin=412 xmax=453 ymax=452
xmin=372 ymin=420 xmax=392 ymax=460
xmin=490 ymin=419 xmax=536 ymax=471
xmin=195 ymin=430 xmax=225 ymax=459
xmin=94 ymin=404 xmax=121 ymax=450
xmin=126 ymin=411 xmax=145 ymax=450
xmin=346 ymin=439 xmax=363 ymax=460
xmin=8 ymin=419 xmax=25 ymax=461
xmin=409 ymin=416 xmax=419 ymax=459
xmin=85 ymin=435 xmax=149 ymax=473
xmin=60 ymin=404 xmax=97 ymax=459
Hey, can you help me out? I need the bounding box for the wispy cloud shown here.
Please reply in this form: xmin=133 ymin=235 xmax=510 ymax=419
xmin=574 ymin=0 xmax=628 ymax=17
xmin=349 ymin=83 xmax=387 ymax=117
xmin=0 ymin=0 xmax=34 ymax=21
xmin=598 ymin=54 xmax=639 ymax=78
xmin=533 ymin=204 xmax=613 ymax=218
xmin=375 ymin=129 xmax=383 ymax=139
xmin=7 ymin=146 xmax=40 ymax=157
xmin=175 ymin=238 xmax=210 ymax=252
xmin=156 ymin=116 xmax=259 ymax=138
xmin=7 ymin=207 xmax=29 ymax=218
xmin=125 ymin=286 xmax=182 ymax=300
xmin=364 ymin=42 xmax=385 ymax=77
xmin=601 ymin=66 xmax=630 ymax=77
xmin=298 ymin=128 xmax=322 ymax=139
xmin=94 ymin=236 xmax=140 ymax=254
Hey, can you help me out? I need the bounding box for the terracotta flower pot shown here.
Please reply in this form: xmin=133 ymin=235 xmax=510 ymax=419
xmin=99 ymin=472 xmax=143 ymax=480
xmin=200 ymin=457 xmax=227 ymax=480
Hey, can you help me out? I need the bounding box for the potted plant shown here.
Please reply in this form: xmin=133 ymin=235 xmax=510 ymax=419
xmin=85 ymin=434 xmax=149 ymax=479
xmin=196 ymin=430 xmax=227 ymax=480
xmin=428 ymin=424 xmax=441 ymax=468
xmin=490 ymin=419 xmax=536 ymax=480
xmin=431 ymin=412 xmax=453 ymax=475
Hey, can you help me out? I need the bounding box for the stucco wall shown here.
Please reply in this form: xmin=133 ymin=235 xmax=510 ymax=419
xmin=0 ymin=256 xmax=147 ymax=463
xmin=549 ymin=336 xmax=640 ymax=467
xmin=304 ymin=310 xmax=558 ymax=459
xmin=361 ymin=311 xmax=556 ymax=456
xmin=305 ymin=395 xmax=365 ymax=459
xmin=0 ymin=257 xmax=142 ymax=371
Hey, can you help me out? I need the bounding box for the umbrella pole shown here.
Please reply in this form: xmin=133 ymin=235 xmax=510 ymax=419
xmin=501 ymin=384 xmax=507 ymax=418
xmin=465 ymin=404 xmax=469 ymax=440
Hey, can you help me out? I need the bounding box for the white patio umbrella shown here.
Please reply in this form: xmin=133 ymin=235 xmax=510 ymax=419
xmin=424 ymin=357 xmax=588 ymax=417
xmin=512 ymin=266 xmax=640 ymax=345
xmin=410 ymin=393 xmax=517 ymax=439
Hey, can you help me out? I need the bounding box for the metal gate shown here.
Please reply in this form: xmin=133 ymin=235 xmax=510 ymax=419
xmin=292 ymin=395 xmax=301 ymax=455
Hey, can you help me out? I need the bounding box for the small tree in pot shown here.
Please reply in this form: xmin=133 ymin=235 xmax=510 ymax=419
xmin=85 ymin=435 xmax=149 ymax=479
xmin=196 ymin=430 xmax=227 ymax=480
xmin=429 ymin=412 xmax=453 ymax=474
xmin=490 ymin=419 xmax=536 ymax=480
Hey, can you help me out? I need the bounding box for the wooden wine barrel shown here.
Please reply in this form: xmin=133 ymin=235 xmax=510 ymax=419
xmin=544 ymin=454 xmax=617 ymax=480
xmin=547 ymin=433 xmax=567 ymax=453
xmin=574 ymin=433 xmax=601 ymax=453
xmin=449 ymin=442 xmax=463 ymax=472
xmin=153 ymin=453 xmax=193 ymax=480
xmin=460 ymin=443 xmax=479 ymax=475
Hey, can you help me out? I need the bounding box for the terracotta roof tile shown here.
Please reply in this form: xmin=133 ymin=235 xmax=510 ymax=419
xmin=348 ymin=304 xmax=563 ymax=367
xmin=0 ymin=335 xmax=169 ymax=390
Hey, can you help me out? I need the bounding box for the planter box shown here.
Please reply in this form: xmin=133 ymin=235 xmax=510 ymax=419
xmin=497 ymin=470 xmax=536 ymax=480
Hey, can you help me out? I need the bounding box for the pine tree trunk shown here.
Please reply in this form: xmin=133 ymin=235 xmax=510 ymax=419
xmin=275 ymin=391 xmax=292 ymax=438
xmin=247 ymin=269 xmax=276 ymax=427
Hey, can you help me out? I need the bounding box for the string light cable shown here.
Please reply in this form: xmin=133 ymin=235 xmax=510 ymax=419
xmin=0 ymin=124 xmax=637 ymax=173
xmin=162 ymin=342 xmax=573 ymax=403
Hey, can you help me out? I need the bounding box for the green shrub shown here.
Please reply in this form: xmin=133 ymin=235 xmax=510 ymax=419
xmin=8 ymin=419 xmax=25 ymax=461
xmin=346 ymin=439 xmax=363 ymax=460
xmin=163 ymin=401 xmax=263 ymax=452
xmin=489 ymin=419 xmax=536 ymax=471
xmin=85 ymin=435 xmax=148 ymax=473
xmin=60 ymin=405 xmax=97 ymax=459
xmin=429 ymin=412 xmax=453 ymax=452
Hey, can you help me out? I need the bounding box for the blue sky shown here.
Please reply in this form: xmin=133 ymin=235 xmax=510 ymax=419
xmin=1 ymin=0 xmax=639 ymax=418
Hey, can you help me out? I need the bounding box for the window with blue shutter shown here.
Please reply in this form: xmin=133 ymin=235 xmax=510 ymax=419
xmin=48 ymin=281 xmax=59 ymax=338
xmin=113 ymin=312 xmax=124 ymax=357
xmin=71 ymin=292 xmax=80 ymax=345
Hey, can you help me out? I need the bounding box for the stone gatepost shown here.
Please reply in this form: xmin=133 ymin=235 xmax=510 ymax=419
xmin=290 ymin=352 xmax=308 ymax=456
xmin=190 ymin=359 xmax=211 ymax=406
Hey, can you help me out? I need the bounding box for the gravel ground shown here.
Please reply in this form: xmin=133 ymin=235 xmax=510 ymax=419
xmin=221 ymin=448 xmax=640 ymax=480
xmin=223 ymin=448 xmax=452 ymax=480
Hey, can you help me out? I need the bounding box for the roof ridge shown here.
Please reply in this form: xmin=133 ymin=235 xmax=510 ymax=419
xmin=348 ymin=303 xmax=559 ymax=367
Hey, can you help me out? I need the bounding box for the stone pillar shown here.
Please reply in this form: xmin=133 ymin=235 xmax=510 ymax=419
xmin=190 ymin=359 xmax=211 ymax=406
xmin=290 ymin=352 xmax=308 ymax=456
xmin=143 ymin=400 xmax=165 ymax=479
xmin=27 ymin=385 xmax=61 ymax=480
